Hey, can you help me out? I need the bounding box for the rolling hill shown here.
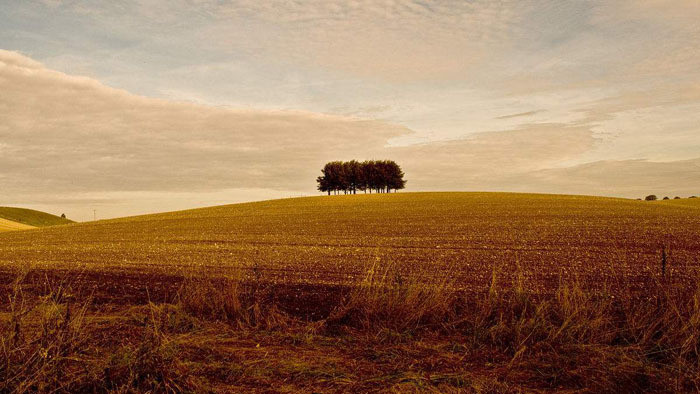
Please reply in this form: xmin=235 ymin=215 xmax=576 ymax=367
xmin=663 ymin=196 xmax=700 ymax=209
xmin=0 ymin=206 xmax=73 ymax=230
xmin=2 ymin=192 xmax=700 ymax=392
xmin=0 ymin=217 xmax=35 ymax=232
xmin=0 ymin=192 xmax=699 ymax=297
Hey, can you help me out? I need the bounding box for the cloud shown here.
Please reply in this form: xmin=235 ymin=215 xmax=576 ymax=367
xmin=496 ymin=110 xmax=544 ymax=120
xmin=2 ymin=49 xmax=700 ymax=220
xmin=523 ymin=158 xmax=700 ymax=198
xmin=0 ymin=49 xmax=406 ymax=198
xmin=393 ymin=123 xmax=598 ymax=190
xmin=28 ymin=0 xmax=533 ymax=82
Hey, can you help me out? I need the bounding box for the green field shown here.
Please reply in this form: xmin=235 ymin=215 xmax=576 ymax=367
xmin=0 ymin=206 xmax=73 ymax=229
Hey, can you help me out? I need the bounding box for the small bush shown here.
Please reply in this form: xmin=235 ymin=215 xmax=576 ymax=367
xmin=645 ymin=195 xmax=658 ymax=201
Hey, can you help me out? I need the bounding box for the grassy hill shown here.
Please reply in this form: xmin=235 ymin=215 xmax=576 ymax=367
xmin=0 ymin=206 xmax=73 ymax=229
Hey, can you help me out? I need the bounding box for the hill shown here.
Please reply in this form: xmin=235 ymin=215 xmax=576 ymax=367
xmin=0 ymin=217 xmax=35 ymax=232
xmin=1 ymin=192 xmax=699 ymax=293
xmin=2 ymin=192 xmax=700 ymax=392
xmin=662 ymin=196 xmax=700 ymax=209
xmin=0 ymin=206 xmax=74 ymax=228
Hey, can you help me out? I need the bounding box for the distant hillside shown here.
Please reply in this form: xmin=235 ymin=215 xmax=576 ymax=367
xmin=0 ymin=217 xmax=35 ymax=232
xmin=0 ymin=207 xmax=74 ymax=228
xmin=661 ymin=197 xmax=700 ymax=209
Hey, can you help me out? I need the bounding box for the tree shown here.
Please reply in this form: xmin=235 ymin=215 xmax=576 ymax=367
xmin=60 ymin=213 xmax=66 ymax=219
xmin=316 ymin=161 xmax=343 ymax=195
xmin=663 ymin=196 xmax=670 ymax=200
xmin=645 ymin=195 xmax=657 ymax=201
xmin=328 ymin=161 xmax=346 ymax=195
xmin=316 ymin=174 xmax=331 ymax=195
xmin=366 ymin=160 xmax=384 ymax=193
xmin=385 ymin=160 xmax=406 ymax=192
xmin=343 ymin=160 xmax=362 ymax=194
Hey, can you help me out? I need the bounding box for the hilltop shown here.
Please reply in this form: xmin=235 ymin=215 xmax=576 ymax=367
xmin=0 ymin=206 xmax=74 ymax=229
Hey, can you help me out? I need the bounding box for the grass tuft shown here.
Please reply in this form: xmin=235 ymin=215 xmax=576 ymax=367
xmin=326 ymin=261 xmax=456 ymax=333
xmin=177 ymin=269 xmax=290 ymax=330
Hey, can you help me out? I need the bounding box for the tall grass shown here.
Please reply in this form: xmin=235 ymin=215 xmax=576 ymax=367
xmin=0 ymin=274 xmax=197 ymax=393
xmin=327 ymin=261 xmax=457 ymax=332
xmin=176 ymin=268 xmax=289 ymax=330
xmin=0 ymin=274 xmax=93 ymax=392
xmin=326 ymin=262 xmax=700 ymax=390
xmin=2 ymin=264 xmax=700 ymax=391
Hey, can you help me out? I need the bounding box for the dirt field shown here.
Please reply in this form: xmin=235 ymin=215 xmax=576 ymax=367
xmin=3 ymin=193 xmax=700 ymax=392
xmin=1 ymin=192 xmax=699 ymax=301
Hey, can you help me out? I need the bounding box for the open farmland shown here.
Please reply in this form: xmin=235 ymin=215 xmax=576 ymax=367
xmin=0 ymin=207 xmax=72 ymax=233
xmin=3 ymin=192 xmax=700 ymax=392
xmin=1 ymin=192 xmax=699 ymax=302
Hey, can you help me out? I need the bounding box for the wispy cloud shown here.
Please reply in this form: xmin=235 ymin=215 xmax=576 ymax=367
xmin=496 ymin=110 xmax=544 ymax=120
xmin=3 ymin=50 xmax=700 ymax=220
xmin=2 ymin=1 xmax=700 ymax=219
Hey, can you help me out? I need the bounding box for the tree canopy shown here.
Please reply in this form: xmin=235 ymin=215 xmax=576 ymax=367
xmin=316 ymin=160 xmax=406 ymax=195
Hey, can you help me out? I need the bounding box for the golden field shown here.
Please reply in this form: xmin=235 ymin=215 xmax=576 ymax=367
xmin=1 ymin=192 xmax=699 ymax=295
xmin=2 ymin=192 xmax=700 ymax=392
xmin=0 ymin=218 xmax=34 ymax=232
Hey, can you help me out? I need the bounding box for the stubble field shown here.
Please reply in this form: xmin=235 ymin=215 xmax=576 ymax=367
xmin=1 ymin=192 xmax=699 ymax=302
xmin=2 ymin=192 xmax=700 ymax=392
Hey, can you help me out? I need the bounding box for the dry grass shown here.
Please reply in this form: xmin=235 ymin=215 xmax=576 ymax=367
xmin=0 ymin=273 xmax=199 ymax=393
xmin=327 ymin=260 xmax=457 ymax=333
xmin=2 ymin=265 xmax=700 ymax=392
xmin=176 ymin=268 xmax=290 ymax=330
xmin=325 ymin=263 xmax=700 ymax=391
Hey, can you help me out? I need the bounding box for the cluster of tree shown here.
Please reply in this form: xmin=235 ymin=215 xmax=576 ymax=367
xmin=643 ymin=195 xmax=696 ymax=201
xmin=317 ymin=160 xmax=406 ymax=195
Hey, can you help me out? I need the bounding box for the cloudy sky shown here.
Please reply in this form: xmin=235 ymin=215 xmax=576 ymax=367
xmin=1 ymin=0 xmax=700 ymax=220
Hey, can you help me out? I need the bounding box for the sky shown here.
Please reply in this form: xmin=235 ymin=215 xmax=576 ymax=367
xmin=1 ymin=0 xmax=700 ymax=221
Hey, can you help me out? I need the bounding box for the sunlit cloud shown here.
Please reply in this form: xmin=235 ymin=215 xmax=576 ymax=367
xmin=2 ymin=0 xmax=700 ymax=220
